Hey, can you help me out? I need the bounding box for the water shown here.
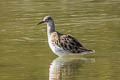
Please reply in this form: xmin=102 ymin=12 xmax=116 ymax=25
xmin=0 ymin=0 xmax=120 ymax=80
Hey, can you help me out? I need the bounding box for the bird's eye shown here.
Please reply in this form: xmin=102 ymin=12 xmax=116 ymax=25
xmin=46 ymin=19 xmax=49 ymax=22
xmin=45 ymin=20 xmax=48 ymax=22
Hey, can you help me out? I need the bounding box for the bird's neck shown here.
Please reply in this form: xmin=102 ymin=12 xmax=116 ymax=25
xmin=47 ymin=21 xmax=55 ymax=38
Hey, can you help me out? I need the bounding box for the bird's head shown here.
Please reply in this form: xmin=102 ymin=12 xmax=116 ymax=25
xmin=37 ymin=16 xmax=54 ymax=25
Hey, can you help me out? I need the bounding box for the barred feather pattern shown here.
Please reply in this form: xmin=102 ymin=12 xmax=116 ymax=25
xmin=50 ymin=32 xmax=92 ymax=53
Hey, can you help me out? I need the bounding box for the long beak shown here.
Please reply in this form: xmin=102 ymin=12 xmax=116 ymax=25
xmin=37 ymin=21 xmax=45 ymax=25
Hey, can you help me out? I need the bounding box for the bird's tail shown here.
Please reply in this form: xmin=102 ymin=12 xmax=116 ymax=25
xmin=86 ymin=49 xmax=95 ymax=53
xmin=80 ymin=48 xmax=95 ymax=55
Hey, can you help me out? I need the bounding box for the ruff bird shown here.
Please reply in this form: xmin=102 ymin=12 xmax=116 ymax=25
xmin=37 ymin=16 xmax=94 ymax=56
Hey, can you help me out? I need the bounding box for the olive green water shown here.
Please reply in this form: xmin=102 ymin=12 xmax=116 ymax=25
xmin=0 ymin=0 xmax=120 ymax=80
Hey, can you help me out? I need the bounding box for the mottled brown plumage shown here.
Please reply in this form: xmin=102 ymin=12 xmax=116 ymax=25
xmin=50 ymin=32 xmax=92 ymax=53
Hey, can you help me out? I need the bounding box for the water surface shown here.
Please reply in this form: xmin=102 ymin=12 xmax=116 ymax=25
xmin=0 ymin=0 xmax=120 ymax=80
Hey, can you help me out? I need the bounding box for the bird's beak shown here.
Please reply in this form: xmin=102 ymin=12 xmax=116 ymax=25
xmin=37 ymin=21 xmax=45 ymax=25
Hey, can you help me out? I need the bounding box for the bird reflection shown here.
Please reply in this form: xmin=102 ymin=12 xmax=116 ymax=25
xmin=49 ymin=56 xmax=95 ymax=80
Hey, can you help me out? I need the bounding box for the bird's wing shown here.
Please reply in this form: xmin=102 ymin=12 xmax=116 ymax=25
xmin=59 ymin=34 xmax=88 ymax=53
xmin=51 ymin=32 xmax=90 ymax=53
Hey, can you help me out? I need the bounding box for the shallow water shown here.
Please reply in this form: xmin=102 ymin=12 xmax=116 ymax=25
xmin=0 ymin=0 xmax=120 ymax=80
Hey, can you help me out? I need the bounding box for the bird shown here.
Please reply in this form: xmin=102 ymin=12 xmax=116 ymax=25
xmin=37 ymin=16 xmax=95 ymax=56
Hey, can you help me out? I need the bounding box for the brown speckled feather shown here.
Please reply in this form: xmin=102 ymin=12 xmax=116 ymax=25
xmin=51 ymin=32 xmax=91 ymax=53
